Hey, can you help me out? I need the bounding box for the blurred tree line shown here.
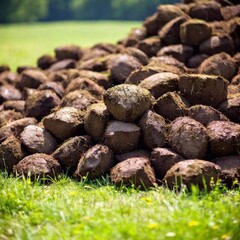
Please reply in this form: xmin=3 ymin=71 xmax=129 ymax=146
xmin=0 ymin=0 xmax=178 ymax=23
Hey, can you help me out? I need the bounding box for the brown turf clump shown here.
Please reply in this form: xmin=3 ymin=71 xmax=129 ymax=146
xmin=37 ymin=54 xmax=57 ymax=70
xmin=120 ymin=47 xmax=149 ymax=65
xmin=19 ymin=69 xmax=48 ymax=89
xmin=0 ymin=110 xmax=23 ymax=128
xmin=218 ymin=95 xmax=240 ymax=123
xmin=158 ymin=16 xmax=189 ymax=45
xmin=74 ymin=144 xmax=114 ymax=180
xmin=104 ymin=84 xmax=152 ymax=122
xmin=0 ymin=117 xmax=37 ymax=143
xmin=55 ymin=45 xmax=83 ymax=61
xmin=107 ymin=54 xmax=142 ymax=84
xmin=151 ymin=147 xmax=184 ymax=181
xmin=52 ymin=136 xmax=91 ymax=172
xmin=65 ymin=77 xmax=105 ymax=98
xmin=214 ymin=155 xmax=240 ymax=188
xmin=0 ymin=85 xmax=22 ymax=103
xmin=0 ymin=136 xmax=24 ymax=173
xmin=25 ymin=90 xmax=61 ymax=120
xmin=179 ymin=74 xmax=228 ymax=107
xmin=110 ymin=157 xmax=156 ymax=189
xmin=60 ymin=90 xmax=97 ymax=110
xmin=139 ymin=72 xmax=179 ymax=99
xmin=136 ymin=37 xmax=161 ymax=57
xmin=14 ymin=153 xmax=61 ymax=181
xmin=157 ymin=44 xmax=193 ymax=63
xmin=43 ymin=107 xmax=84 ymax=140
xmin=84 ymin=102 xmax=110 ymax=142
xmin=199 ymin=35 xmax=235 ymax=56
xmin=187 ymin=104 xmax=229 ymax=126
xmin=199 ymin=53 xmax=237 ymax=81
xmin=20 ymin=125 xmax=57 ymax=154
xmin=180 ymin=19 xmax=212 ymax=46
xmin=164 ymin=159 xmax=221 ymax=190
xmin=138 ymin=110 xmax=167 ymax=149
xmin=168 ymin=117 xmax=209 ymax=159
xmin=207 ymin=121 xmax=240 ymax=157
xmin=2 ymin=100 xmax=25 ymax=113
xmin=154 ymin=92 xmax=190 ymax=121
xmin=104 ymin=121 xmax=140 ymax=154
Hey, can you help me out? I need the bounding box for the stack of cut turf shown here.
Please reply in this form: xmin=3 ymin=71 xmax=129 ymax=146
xmin=0 ymin=0 xmax=239 ymax=190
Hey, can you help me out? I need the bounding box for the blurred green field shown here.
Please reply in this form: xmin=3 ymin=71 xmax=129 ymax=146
xmin=0 ymin=21 xmax=140 ymax=71
xmin=0 ymin=21 xmax=240 ymax=240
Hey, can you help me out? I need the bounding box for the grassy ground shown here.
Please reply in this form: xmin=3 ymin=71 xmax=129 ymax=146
xmin=0 ymin=21 xmax=139 ymax=71
xmin=0 ymin=22 xmax=240 ymax=240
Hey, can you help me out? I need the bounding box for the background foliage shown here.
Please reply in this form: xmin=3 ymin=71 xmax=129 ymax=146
xmin=0 ymin=0 xmax=178 ymax=23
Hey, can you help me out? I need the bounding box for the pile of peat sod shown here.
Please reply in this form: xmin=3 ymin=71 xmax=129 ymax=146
xmin=0 ymin=0 xmax=240 ymax=190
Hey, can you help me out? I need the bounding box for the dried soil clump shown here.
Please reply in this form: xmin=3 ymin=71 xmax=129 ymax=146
xmin=20 ymin=125 xmax=57 ymax=154
xmin=43 ymin=107 xmax=84 ymax=140
xmin=110 ymin=157 xmax=156 ymax=189
xmin=74 ymin=144 xmax=114 ymax=180
xmin=188 ymin=105 xmax=229 ymax=126
xmin=14 ymin=153 xmax=61 ymax=181
xmin=19 ymin=70 xmax=48 ymax=89
xmin=207 ymin=121 xmax=240 ymax=157
xmin=180 ymin=19 xmax=212 ymax=46
xmin=0 ymin=136 xmax=24 ymax=173
xmin=55 ymin=45 xmax=83 ymax=61
xmin=164 ymin=159 xmax=221 ymax=190
xmin=214 ymin=155 xmax=240 ymax=188
xmin=151 ymin=148 xmax=184 ymax=181
xmin=168 ymin=117 xmax=209 ymax=159
xmin=154 ymin=92 xmax=190 ymax=121
xmin=25 ymin=90 xmax=61 ymax=119
xmin=84 ymin=102 xmax=110 ymax=142
xmin=104 ymin=84 xmax=152 ymax=122
xmin=52 ymin=136 xmax=91 ymax=172
xmin=138 ymin=110 xmax=167 ymax=149
xmin=104 ymin=121 xmax=140 ymax=154
xmin=139 ymin=72 xmax=179 ymax=99
xmin=179 ymin=74 xmax=228 ymax=107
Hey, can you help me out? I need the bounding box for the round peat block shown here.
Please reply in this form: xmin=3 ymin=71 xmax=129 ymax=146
xmin=164 ymin=159 xmax=221 ymax=190
xmin=168 ymin=117 xmax=209 ymax=159
xmin=179 ymin=74 xmax=228 ymax=107
xmin=52 ymin=136 xmax=92 ymax=172
xmin=207 ymin=121 xmax=240 ymax=157
xmin=139 ymin=72 xmax=179 ymax=99
xmin=74 ymin=144 xmax=114 ymax=180
xmin=84 ymin=102 xmax=110 ymax=142
xmin=104 ymin=84 xmax=152 ymax=122
xmin=14 ymin=153 xmax=61 ymax=181
xmin=154 ymin=91 xmax=190 ymax=121
xmin=25 ymin=90 xmax=61 ymax=120
xmin=55 ymin=45 xmax=83 ymax=61
xmin=20 ymin=125 xmax=57 ymax=154
xmin=0 ymin=136 xmax=24 ymax=173
xmin=199 ymin=53 xmax=237 ymax=81
xmin=180 ymin=19 xmax=212 ymax=46
xmin=151 ymin=147 xmax=184 ymax=181
xmin=43 ymin=107 xmax=84 ymax=140
xmin=188 ymin=104 xmax=229 ymax=126
xmin=214 ymin=155 xmax=240 ymax=188
xmin=138 ymin=110 xmax=167 ymax=149
xmin=104 ymin=121 xmax=140 ymax=154
xmin=110 ymin=157 xmax=156 ymax=189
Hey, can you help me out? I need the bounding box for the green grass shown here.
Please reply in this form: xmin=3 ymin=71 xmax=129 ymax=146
xmin=0 ymin=174 xmax=240 ymax=240
xmin=0 ymin=21 xmax=240 ymax=240
xmin=0 ymin=21 xmax=140 ymax=71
